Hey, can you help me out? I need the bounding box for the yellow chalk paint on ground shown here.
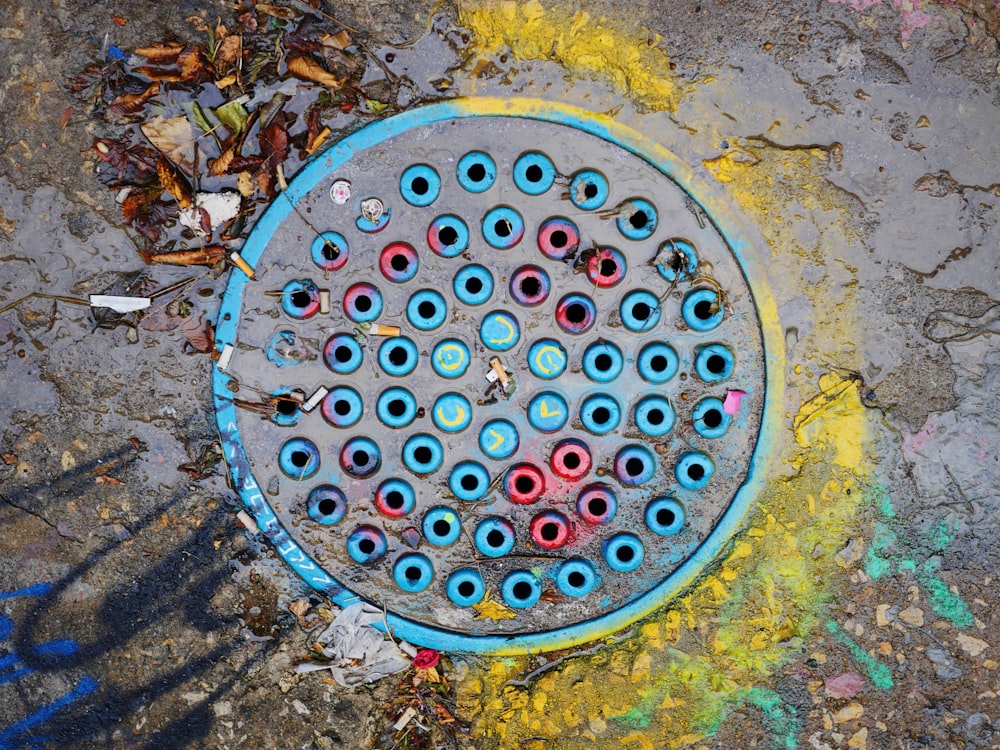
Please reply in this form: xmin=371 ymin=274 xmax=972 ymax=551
xmin=457 ymin=0 xmax=680 ymax=111
xmin=459 ymin=375 xmax=871 ymax=747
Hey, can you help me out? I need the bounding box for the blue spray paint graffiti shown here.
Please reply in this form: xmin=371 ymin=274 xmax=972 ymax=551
xmin=0 ymin=583 xmax=98 ymax=750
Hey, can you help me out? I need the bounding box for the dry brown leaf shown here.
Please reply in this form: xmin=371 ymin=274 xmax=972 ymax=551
xmin=286 ymin=53 xmax=344 ymax=88
xmin=182 ymin=315 xmax=214 ymax=353
xmin=215 ymin=73 xmax=238 ymax=89
xmin=216 ymin=35 xmax=242 ymax=65
xmin=256 ymin=3 xmax=298 ymax=19
xmin=177 ymin=47 xmax=213 ymax=82
xmin=157 ymin=155 xmax=194 ymax=209
xmin=320 ymin=30 xmax=352 ymax=50
xmin=138 ymin=245 xmax=226 ymax=267
xmin=236 ymin=171 xmax=255 ymax=197
xmin=59 ymin=106 xmax=73 ymax=130
xmin=209 ymin=144 xmax=236 ymax=176
xmin=141 ymin=115 xmax=197 ymax=175
xmin=135 ymin=44 xmax=183 ymax=63
xmin=107 ymin=82 xmax=160 ymax=122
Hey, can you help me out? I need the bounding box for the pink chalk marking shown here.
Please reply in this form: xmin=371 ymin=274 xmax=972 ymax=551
xmin=723 ymin=390 xmax=748 ymax=415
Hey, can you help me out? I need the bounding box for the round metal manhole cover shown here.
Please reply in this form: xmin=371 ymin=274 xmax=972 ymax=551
xmin=213 ymin=99 xmax=781 ymax=654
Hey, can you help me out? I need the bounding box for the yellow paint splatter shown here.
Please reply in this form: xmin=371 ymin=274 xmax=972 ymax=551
xmin=457 ymin=0 xmax=680 ymax=111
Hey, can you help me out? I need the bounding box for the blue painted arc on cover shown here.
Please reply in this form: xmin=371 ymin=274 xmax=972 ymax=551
xmin=212 ymin=97 xmax=784 ymax=655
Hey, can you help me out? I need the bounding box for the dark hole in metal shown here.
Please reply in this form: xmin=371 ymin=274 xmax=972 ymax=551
xmin=563 ymin=452 xmax=581 ymax=470
xmin=335 ymin=346 xmax=353 ymax=363
xmin=584 ymin=182 xmax=598 ymax=199
xmin=707 ymin=355 xmax=726 ymax=374
xmin=388 ymin=399 xmax=406 ymax=417
xmin=703 ymin=409 xmax=723 ymax=428
xmin=625 ymin=457 xmax=644 ymax=476
xmin=629 ymin=211 xmax=648 ymax=229
xmin=439 ymin=226 xmax=459 ymax=245
xmin=414 ymin=446 xmax=433 ymax=464
xmin=353 ymin=450 xmax=370 ymax=466
xmin=318 ymin=498 xmax=337 ymax=515
xmin=495 ymin=220 xmax=511 ymax=237
xmin=541 ymin=523 xmax=559 ymax=541
xmin=595 ymin=353 xmax=612 ymax=370
xmin=433 ymin=519 xmax=451 ymax=537
xmin=566 ymin=303 xmax=586 ymax=323
xmin=411 ymin=176 xmax=429 ymax=195
xmin=487 ymin=529 xmax=505 ymax=547
xmin=588 ymin=498 xmax=607 ymax=516
xmin=465 ymin=277 xmax=483 ymax=294
xmin=391 ymin=254 xmax=409 ymax=271
xmin=322 ymin=242 xmax=340 ymax=260
xmin=526 ymin=165 xmax=543 ymax=182
xmin=694 ymin=300 xmax=713 ymax=319
xmin=616 ymin=545 xmax=635 ymax=562
xmin=418 ymin=300 xmax=437 ymax=319
xmin=386 ymin=491 xmax=404 ymax=509
xmin=405 ymin=565 xmax=421 ymax=581
xmin=568 ymin=571 xmax=586 ymax=587
xmin=515 ymin=475 xmax=535 ymax=494
xmin=656 ymin=508 xmax=675 ymax=527
xmin=593 ymin=407 xmax=610 ymax=425
xmin=468 ymin=163 xmax=486 ymax=182
xmin=632 ymin=302 xmax=652 ymax=321
xmin=599 ymin=259 xmax=617 ymax=276
xmin=334 ymin=400 xmax=351 ymax=416
xmin=461 ymin=474 xmax=479 ymax=491
xmin=356 ymin=295 xmax=373 ymax=312
xmin=291 ymin=450 xmax=309 ymax=467
xmin=650 ymin=355 xmax=667 ymax=371
xmin=520 ymin=277 xmax=541 ymax=297
xmin=359 ymin=538 xmax=376 ymax=554
xmin=687 ymin=463 xmax=705 ymax=481
xmin=512 ymin=581 xmax=533 ymax=599
xmin=458 ymin=581 xmax=476 ymax=596
xmin=276 ymin=399 xmax=297 ymax=415
xmin=291 ymin=290 xmax=311 ymax=308
xmin=647 ymin=409 xmax=664 ymax=425
xmin=389 ymin=346 xmax=408 ymax=366
xmin=550 ymin=230 xmax=568 ymax=248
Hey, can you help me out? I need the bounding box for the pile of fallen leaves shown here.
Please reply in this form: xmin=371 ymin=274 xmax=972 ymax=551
xmin=377 ymin=651 xmax=471 ymax=750
xmin=75 ymin=0 xmax=420 ymax=260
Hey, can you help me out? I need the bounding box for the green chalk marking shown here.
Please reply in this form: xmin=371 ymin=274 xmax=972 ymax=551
xmin=919 ymin=560 xmax=974 ymax=628
xmin=826 ymin=620 xmax=894 ymax=690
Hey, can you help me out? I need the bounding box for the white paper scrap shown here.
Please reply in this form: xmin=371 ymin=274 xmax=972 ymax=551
xmin=89 ymin=295 xmax=151 ymax=313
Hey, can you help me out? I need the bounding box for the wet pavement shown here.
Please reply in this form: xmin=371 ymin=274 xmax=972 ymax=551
xmin=0 ymin=0 xmax=998 ymax=748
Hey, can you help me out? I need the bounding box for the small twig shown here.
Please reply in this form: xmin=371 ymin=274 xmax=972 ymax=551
xmin=503 ymin=630 xmax=634 ymax=688
xmin=0 ymin=292 xmax=90 ymax=314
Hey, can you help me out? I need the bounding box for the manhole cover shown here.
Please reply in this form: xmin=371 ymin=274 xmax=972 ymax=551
xmin=213 ymin=99 xmax=782 ymax=654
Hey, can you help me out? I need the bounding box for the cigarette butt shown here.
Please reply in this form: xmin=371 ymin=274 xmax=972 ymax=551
xmin=371 ymin=324 xmax=401 ymax=336
xmin=302 ymin=386 xmax=328 ymax=413
xmin=489 ymin=357 xmax=510 ymax=385
xmin=393 ymin=707 xmax=418 ymax=731
xmin=306 ymin=127 xmax=332 ymax=155
xmin=397 ymin=641 xmax=419 ymax=658
xmin=216 ymin=343 xmax=234 ymax=371
xmin=319 ymin=289 xmax=331 ymax=314
xmin=229 ymin=251 xmax=255 ymax=279
xmin=276 ymin=163 xmax=289 ymax=192
xmin=236 ymin=510 xmax=258 ymax=532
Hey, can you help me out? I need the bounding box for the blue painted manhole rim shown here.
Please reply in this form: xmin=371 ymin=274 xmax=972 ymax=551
xmin=212 ymin=97 xmax=784 ymax=655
